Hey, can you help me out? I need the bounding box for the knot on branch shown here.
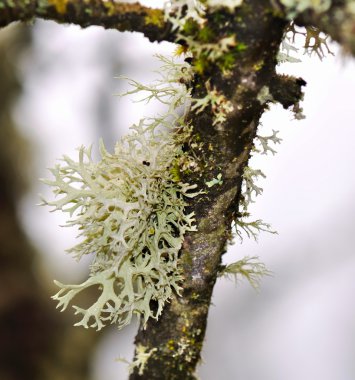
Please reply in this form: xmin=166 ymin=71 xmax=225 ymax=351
xmin=269 ymin=74 xmax=306 ymax=109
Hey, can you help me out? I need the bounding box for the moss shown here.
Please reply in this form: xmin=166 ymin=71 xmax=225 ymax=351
xmin=217 ymin=51 xmax=236 ymax=71
xmin=191 ymin=292 xmax=200 ymax=300
xmin=253 ymin=59 xmax=264 ymax=71
xmin=102 ymin=0 xmax=116 ymax=16
xmin=170 ymin=161 xmax=182 ymax=182
xmin=48 ymin=0 xmax=68 ymax=14
xmin=145 ymin=8 xmax=165 ymax=28
xmin=175 ymin=44 xmax=189 ymax=56
xmin=167 ymin=340 xmax=175 ymax=351
xmin=211 ymin=10 xmax=229 ymax=24
xmin=183 ymin=19 xmax=200 ymax=35
xmin=235 ymin=41 xmax=247 ymax=52
xmin=182 ymin=250 xmax=193 ymax=267
xmin=193 ymin=54 xmax=210 ymax=75
xmin=197 ymin=26 xmax=214 ymax=43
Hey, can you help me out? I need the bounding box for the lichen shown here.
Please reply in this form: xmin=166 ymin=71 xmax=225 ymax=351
xmin=205 ymin=173 xmax=223 ymax=187
xmin=279 ymin=22 xmax=334 ymax=62
xmin=191 ymin=81 xmax=234 ymax=127
xmin=255 ymin=129 xmax=282 ymax=156
xmin=257 ymin=86 xmax=274 ymax=105
xmin=42 ymin=55 xmax=200 ymax=331
xmin=129 ymin=345 xmax=157 ymax=375
xmin=280 ymin=0 xmax=332 ymax=18
xmin=203 ymin=0 xmax=243 ymax=12
xmin=221 ymin=256 xmax=271 ymax=289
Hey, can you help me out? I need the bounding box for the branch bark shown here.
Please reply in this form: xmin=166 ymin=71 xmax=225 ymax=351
xmin=0 ymin=0 xmax=173 ymax=42
xmin=269 ymin=75 xmax=306 ymax=109
xmin=275 ymin=0 xmax=355 ymax=55
xmin=130 ymin=1 xmax=304 ymax=378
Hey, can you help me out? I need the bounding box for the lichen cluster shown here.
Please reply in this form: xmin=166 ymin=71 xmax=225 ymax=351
xmin=279 ymin=22 xmax=334 ymax=62
xmin=280 ymin=0 xmax=331 ymax=18
xmin=42 ymin=55 xmax=199 ymax=331
xmin=166 ymin=0 xmax=277 ymax=285
xmin=43 ymin=0 xmax=325 ymax=332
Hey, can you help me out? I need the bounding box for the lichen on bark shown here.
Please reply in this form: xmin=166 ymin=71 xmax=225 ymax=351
xmin=130 ymin=1 xmax=305 ymax=378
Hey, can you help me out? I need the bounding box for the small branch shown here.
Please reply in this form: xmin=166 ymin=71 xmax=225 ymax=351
xmin=295 ymin=2 xmax=355 ymax=55
xmin=0 ymin=0 xmax=174 ymax=42
xmin=130 ymin=1 xmax=289 ymax=377
xmin=269 ymin=74 xmax=306 ymax=109
xmin=275 ymin=0 xmax=355 ymax=55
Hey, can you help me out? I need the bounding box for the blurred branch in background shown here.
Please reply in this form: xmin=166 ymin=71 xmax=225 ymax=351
xmin=0 ymin=24 xmax=99 ymax=380
xmin=0 ymin=0 xmax=172 ymax=43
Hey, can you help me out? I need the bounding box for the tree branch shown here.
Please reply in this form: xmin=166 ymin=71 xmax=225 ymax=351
xmin=130 ymin=1 xmax=291 ymax=378
xmin=275 ymin=0 xmax=355 ymax=55
xmin=0 ymin=0 xmax=174 ymax=42
xmin=269 ymin=74 xmax=306 ymax=109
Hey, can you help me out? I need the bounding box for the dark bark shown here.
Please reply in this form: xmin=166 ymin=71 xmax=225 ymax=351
xmin=276 ymin=0 xmax=355 ymax=55
xmin=130 ymin=1 xmax=304 ymax=378
xmin=0 ymin=0 xmax=173 ymax=43
xmin=1 ymin=0 xmax=353 ymax=379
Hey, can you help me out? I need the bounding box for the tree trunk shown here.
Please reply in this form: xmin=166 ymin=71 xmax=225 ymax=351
xmin=130 ymin=1 xmax=303 ymax=378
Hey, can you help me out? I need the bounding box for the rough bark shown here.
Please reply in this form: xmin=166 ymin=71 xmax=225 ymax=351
xmin=1 ymin=0 xmax=354 ymax=51
xmin=130 ymin=1 xmax=304 ymax=378
xmin=1 ymin=0 xmax=354 ymax=379
xmin=0 ymin=0 xmax=173 ymax=42
xmin=276 ymin=0 xmax=355 ymax=55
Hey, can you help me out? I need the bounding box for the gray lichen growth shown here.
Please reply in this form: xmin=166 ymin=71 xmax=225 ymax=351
xmin=41 ymin=56 xmax=199 ymax=331
xmin=221 ymin=256 xmax=272 ymax=289
xmin=280 ymin=0 xmax=331 ymax=18
xmin=129 ymin=345 xmax=157 ymax=375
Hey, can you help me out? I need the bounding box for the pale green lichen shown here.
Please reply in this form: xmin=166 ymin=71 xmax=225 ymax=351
xmin=165 ymin=1 xmax=237 ymax=126
xmin=280 ymin=22 xmax=334 ymax=62
xmin=191 ymin=81 xmax=234 ymax=127
xmin=241 ymin=167 xmax=266 ymax=207
xmin=117 ymin=344 xmax=157 ymax=375
xmin=118 ymin=54 xmax=194 ymax=115
xmin=129 ymin=345 xmax=157 ymax=375
xmin=165 ymin=0 xmax=206 ymax=30
xmin=232 ymin=128 xmax=280 ymax=245
xmin=203 ymin=0 xmax=243 ymax=12
xmin=233 ymin=217 xmax=276 ymax=242
xmin=183 ymin=35 xmax=237 ymax=63
xmin=42 ymin=55 xmax=200 ymax=331
xmin=255 ymin=130 xmax=282 ymax=156
xmin=206 ymin=173 xmax=223 ymax=187
xmin=280 ymin=0 xmax=332 ymax=18
xmin=165 ymin=0 xmax=243 ymax=21
xmin=257 ymin=86 xmax=274 ymax=105
xmin=221 ymin=256 xmax=272 ymax=289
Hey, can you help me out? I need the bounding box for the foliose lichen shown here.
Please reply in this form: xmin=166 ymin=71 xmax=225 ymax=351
xmin=41 ymin=55 xmax=200 ymax=331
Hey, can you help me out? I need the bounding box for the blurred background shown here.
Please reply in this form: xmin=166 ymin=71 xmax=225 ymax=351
xmin=0 ymin=2 xmax=354 ymax=379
